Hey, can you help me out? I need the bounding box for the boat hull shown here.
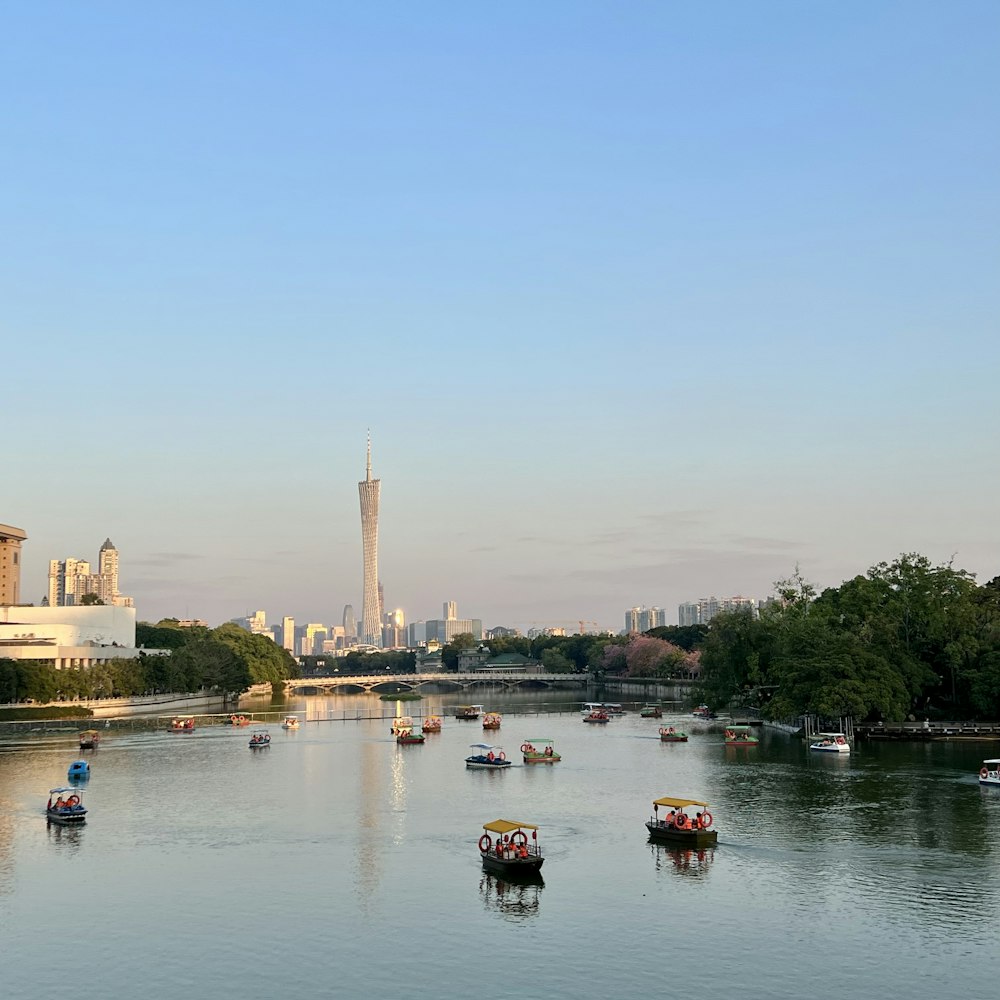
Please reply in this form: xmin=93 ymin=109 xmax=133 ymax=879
xmin=582 ymin=718 xmax=609 ymax=724
xmin=646 ymin=821 xmax=717 ymax=847
xmin=465 ymin=758 xmax=511 ymax=769
xmin=523 ymin=753 xmax=561 ymax=763
xmin=398 ymin=736 xmax=425 ymax=745
xmin=47 ymin=809 xmax=87 ymax=826
xmin=810 ymin=744 xmax=850 ymax=753
xmin=725 ymin=740 xmax=758 ymax=746
xmin=659 ymin=735 xmax=688 ymax=743
xmin=481 ymin=852 xmax=544 ymax=876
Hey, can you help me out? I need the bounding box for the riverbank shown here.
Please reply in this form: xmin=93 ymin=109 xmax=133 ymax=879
xmin=0 ymin=690 xmax=227 ymax=723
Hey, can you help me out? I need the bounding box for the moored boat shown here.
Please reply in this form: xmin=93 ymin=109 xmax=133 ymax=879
xmin=979 ymin=759 xmax=1000 ymax=786
xmin=465 ymin=743 xmax=511 ymax=769
xmin=170 ymin=716 xmax=196 ymax=732
xmin=249 ymin=730 xmax=271 ymax=748
xmin=521 ymin=740 xmax=560 ymax=763
xmin=47 ymin=787 xmax=87 ymax=825
xmin=658 ymin=726 xmax=688 ymax=742
xmin=455 ymin=704 xmax=483 ymax=720
xmin=724 ymin=725 xmax=758 ymax=746
xmin=809 ymin=732 xmax=850 ymax=754
xmin=482 ymin=712 xmax=502 ymax=730
xmin=78 ymin=729 xmax=100 ymax=750
xmin=422 ymin=715 xmax=443 ymax=733
xmin=640 ymin=704 xmax=662 ymax=719
xmin=478 ymin=819 xmax=544 ymax=876
xmin=397 ymin=728 xmax=425 ymax=745
xmin=645 ymin=795 xmax=718 ymax=847
xmin=281 ymin=715 xmax=301 ymax=730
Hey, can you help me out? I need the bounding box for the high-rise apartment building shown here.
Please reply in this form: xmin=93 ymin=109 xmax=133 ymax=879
xmin=678 ymin=596 xmax=759 ymax=625
xmin=443 ymin=601 xmax=457 ymax=621
xmin=358 ymin=435 xmax=382 ymax=647
xmin=281 ymin=616 xmax=295 ymax=652
xmin=623 ymin=606 xmax=668 ymax=633
xmin=0 ymin=523 xmax=27 ymax=606
xmin=47 ymin=539 xmax=134 ymax=608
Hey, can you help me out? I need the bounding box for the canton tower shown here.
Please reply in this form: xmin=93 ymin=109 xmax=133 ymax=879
xmin=358 ymin=433 xmax=382 ymax=647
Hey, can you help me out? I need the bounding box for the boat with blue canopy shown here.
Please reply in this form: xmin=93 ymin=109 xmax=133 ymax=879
xmin=465 ymin=744 xmax=511 ymax=769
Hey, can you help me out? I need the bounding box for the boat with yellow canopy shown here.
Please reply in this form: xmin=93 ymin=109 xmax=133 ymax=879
xmin=645 ymin=796 xmax=718 ymax=847
xmin=478 ymin=819 xmax=544 ymax=876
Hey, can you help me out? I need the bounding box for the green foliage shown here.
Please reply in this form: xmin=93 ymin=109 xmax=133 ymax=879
xmin=79 ymin=592 xmax=105 ymax=606
xmin=646 ymin=624 xmax=709 ymax=651
xmin=539 ymin=648 xmax=574 ymax=673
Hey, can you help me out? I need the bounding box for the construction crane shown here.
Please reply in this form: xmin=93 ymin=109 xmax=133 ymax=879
xmin=524 ymin=620 xmax=600 ymax=635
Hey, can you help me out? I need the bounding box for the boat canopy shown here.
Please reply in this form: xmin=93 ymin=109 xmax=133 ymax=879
xmin=483 ymin=818 xmax=539 ymax=834
xmin=469 ymin=743 xmax=502 ymax=751
xmin=78 ymin=729 xmax=99 ymax=736
xmin=526 ymin=738 xmax=554 ymax=743
xmin=652 ymin=796 xmax=709 ymax=809
xmin=49 ymin=787 xmax=80 ymax=795
xmin=983 ymin=759 xmax=1000 ymax=765
xmin=815 ymin=732 xmax=847 ymax=738
xmin=728 ymin=725 xmax=753 ymax=731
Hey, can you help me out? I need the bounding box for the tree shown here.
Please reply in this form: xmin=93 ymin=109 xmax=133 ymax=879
xmin=79 ymin=593 xmax=104 ymax=606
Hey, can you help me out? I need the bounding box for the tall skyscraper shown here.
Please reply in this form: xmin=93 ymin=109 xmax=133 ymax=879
xmin=0 ymin=523 xmax=27 ymax=606
xmin=343 ymin=604 xmax=357 ymax=639
xmin=46 ymin=538 xmax=134 ymax=608
xmin=444 ymin=600 xmax=457 ymax=621
xmin=281 ymin=616 xmax=295 ymax=652
xmin=358 ymin=434 xmax=382 ymax=647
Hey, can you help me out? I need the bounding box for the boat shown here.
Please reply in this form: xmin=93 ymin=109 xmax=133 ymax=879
xmin=724 ymin=725 xmax=758 ymax=746
xmin=581 ymin=702 xmax=624 ymax=716
xmin=645 ymin=796 xmax=718 ymax=847
xmin=809 ymin=732 xmax=850 ymax=754
xmin=582 ymin=710 xmax=610 ymax=724
xmin=47 ymin=787 xmax=87 ymax=825
xmin=228 ymin=714 xmax=249 ymax=726
xmin=454 ymin=704 xmax=484 ymax=720
xmin=67 ymin=760 xmax=90 ymax=779
xmin=397 ymin=728 xmax=425 ymax=745
xmin=248 ymin=730 xmax=271 ymax=748
xmin=658 ymin=726 xmax=689 ymax=743
xmin=170 ymin=716 xmax=196 ymax=732
xmin=478 ymin=819 xmax=544 ymax=876
xmin=422 ymin=715 xmax=443 ymax=733
xmin=390 ymin=715 xmax=414 ymax=736
xmin=692 ymin=704 xmax=717 ymax=720
xmin=482 ymin=712 xmax=502 ymax=730
xmin=78 ymin=729 xmax=100 ymax=750
xmin=979 ymin=759 xmax=1000 ymax=786
xmin=281 ymin=715 xmax=301 ymax=730
xmin=465 ymin=743 xmax=512 ymax=769
xmin=640 ymin=704 xmax=662 ymax=719
xmin=521 ymin=740 xmax=560 ymax=763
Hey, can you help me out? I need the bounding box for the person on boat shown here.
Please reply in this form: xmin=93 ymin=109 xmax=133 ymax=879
xmin=545 ymin=746 xmax=552 ymax=756
xmin=518 ymin=844 xmax=529 ymax=859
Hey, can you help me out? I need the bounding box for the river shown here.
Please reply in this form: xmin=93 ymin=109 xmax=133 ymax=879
xmin=2 ymin=690 xmax=999 ymax=999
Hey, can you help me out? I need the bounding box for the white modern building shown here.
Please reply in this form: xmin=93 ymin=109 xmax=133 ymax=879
xmin=0 ymin=605 xmax=141 ymax=668
xmin=678 ymin=596 xmax=760 ymax=625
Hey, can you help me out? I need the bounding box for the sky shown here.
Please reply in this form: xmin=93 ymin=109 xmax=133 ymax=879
xmin=3 ymin=1 xmax=998 ymax=633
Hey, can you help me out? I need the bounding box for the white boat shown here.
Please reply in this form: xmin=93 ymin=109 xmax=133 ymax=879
xmin=281 ymin=715 xmax=301 ymax=730
xmin=979 ymin=759 xmax=1000 ymax=786
xmin=581 ymin=702 xmax=624 ymax=716
xmin=809 ymin=732 xmax=851 ymax=754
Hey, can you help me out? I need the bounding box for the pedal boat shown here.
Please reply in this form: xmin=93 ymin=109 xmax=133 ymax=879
xmin=646 ymin=796 xmax=717 ymax=847
xmin=658 ymin=726 xmax=688 ymax=742
xmin=465 ymin=744 xmax=511 ymax=769
xmin=47 ymin=787 xmax=87 ymax=825
xmin=521 ymin=740 xmax=560 ymax=763
xmin=390 ymin=716 xmax=414 ymax=736
xmin=455 ymin=704 xmax=483 ymax=720
xmin=979 ymin=759 xmax=1000 ymax=786
xmin=422 ymin=715 xmax=443 ymax=733
xmin=68 ymin=760 xmax=90 ymax=780
xmin=249 ymin=730 xmax=271 ymax=748
xmin=640 ymin=704 xmax=662 ymax=719
xmin=724 ymin=725 xmax=758 ymax=746
xmin=482 ymin=712 xmax=502 ymax=730
xmin=583 ymin=711 xmax=610 ymax=724
xmin=809 ymin=732 xmax=850 ymax=753
xmin=478 ymin=819 xmax=544 ymax=876
xmin=78 ymin=729 xmax=100 ymax=750
xmin=170 ymin=716 xmax=196 ymax=732
xmin=281 ymin=715 xmax=301 ymax=730
xmin=397 ymin=728 xmax=425 ymax=745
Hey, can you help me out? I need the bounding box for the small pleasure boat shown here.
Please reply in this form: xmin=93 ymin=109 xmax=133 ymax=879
xmin=170 ymin=716 xmax=196 ymax=732
xmin=692 ymin=704 xmax=717 ymax=719
xmin=390 ymin=716 xmax=414 ymax=736
xmin=47 ymin=787 xmax=87 ymax=825
xmin=78 ymin=729 xmax=100 ymax=750
xmin=979 ymin=759 xmax=1000 ymax=786
xmin=724 ymin=725 xmax=758 ymax=746
xmin=67 ymin=760 xmax=90 ymax=780
xmin=640 ymin=704 xmax=662 ymax=719
xmin=248 ymin=730 xmax=271 ymax=748
xmin=281 ymin=715 xmax=301 ymax=730
xmin=581 ymin=702 xmax=624 ymax=716
xmin=482 ymin=712 xmax=502 ymax=730
xmin=478 ymin=819 xmax=544 ymax=876
xmin=229 ymin=714 xmax=249 ymax=726
xmin=397 ymin=728 xmax=425 ymax=745
xmin=658 ymin=726 xmax=688 ymax=743
xmin=454 ymin=705 xmax=483 ymax=720
xmin=521 ymin=740 xmax=561 ymax=764
xmin=809 ymin=732 xmax=850 ymax=754
xmin=465 ymin=744 xmax=512 ymax=769
xmin=582 ymin=711 xmax=610 ymax=724
xmin=646 ymin=796 xmax=718 ymax=847
xmin=422 ymin=715 xmax=443 ymax=733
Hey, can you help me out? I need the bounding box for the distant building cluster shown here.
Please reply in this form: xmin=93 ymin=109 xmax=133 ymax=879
xmin=678 ymin=596 xmax=760 ymax=626
xmin=623 ymin=606 xmax=669 ymax=634
xmin=47 ymin=538 xmax=134 ymax=608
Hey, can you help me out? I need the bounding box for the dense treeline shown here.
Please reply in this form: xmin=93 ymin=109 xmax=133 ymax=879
xmin=694 ymin=554 xmax=1000 ymax=722
xmin=1 ymin=620 xmax=299 ymax=704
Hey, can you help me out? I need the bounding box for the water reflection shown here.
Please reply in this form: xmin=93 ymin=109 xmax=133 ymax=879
xmin=651 ymin=843 xmax=715 ymax=878
xmin=46 ymin=821 xmax=84 ymax=853
xmin=478 ymin=871 xmax=544 ymax=921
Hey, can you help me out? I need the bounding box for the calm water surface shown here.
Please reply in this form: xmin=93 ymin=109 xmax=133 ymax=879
xmin=3 ymin=692 xmax=1000 ymax=999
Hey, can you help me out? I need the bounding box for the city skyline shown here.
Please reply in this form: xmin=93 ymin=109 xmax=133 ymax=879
xmin=3 ymin=5 xmax=998 ymax=630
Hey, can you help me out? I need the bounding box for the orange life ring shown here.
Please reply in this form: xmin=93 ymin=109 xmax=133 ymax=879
xmin=981 ymin=768 xmax=990 ymax=779
xmin=674 ymin=813 xmax=688 ymax=830
xmin=487 ymin=752 xmax=495 ymax=761
xmin=66 ymin=795 xmax=81 ymax=807
xmin=511 ymin=830 xmax=528 ymax=846
xmin=498 ymin=751 xmax=506 ymax=761
xmin=521 ymin=743 xmax=531 ymax=752
xmin=700 ymin=811 xmax=713 ymax=828
xmin=479 ymin=834 xmax=492 ymax=852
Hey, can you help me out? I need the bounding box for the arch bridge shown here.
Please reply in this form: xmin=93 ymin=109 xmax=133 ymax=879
xmin=285 ymin=670 xmax=588 ymax=695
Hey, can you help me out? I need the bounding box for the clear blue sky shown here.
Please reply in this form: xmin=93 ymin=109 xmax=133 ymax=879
xmin=4 ymin=1 xmax=998 ymax=631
